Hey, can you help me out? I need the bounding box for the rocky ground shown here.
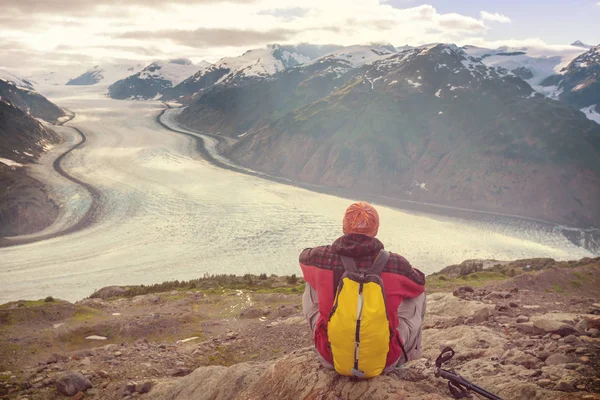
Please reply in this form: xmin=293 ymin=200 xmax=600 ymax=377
xmin=1 ymin=258 xmax=599 ymax=400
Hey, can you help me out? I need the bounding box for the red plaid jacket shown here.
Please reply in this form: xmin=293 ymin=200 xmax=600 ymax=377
xmin=299 ymin=233 xmax=426 ymax=367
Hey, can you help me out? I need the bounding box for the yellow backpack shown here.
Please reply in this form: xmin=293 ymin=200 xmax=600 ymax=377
xmin=327 ymin=250 xmax=391 ymax=378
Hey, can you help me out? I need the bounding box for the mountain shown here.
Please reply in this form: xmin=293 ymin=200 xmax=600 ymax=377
xmin=538 ymin=45 xmax=600 ymax=124
xmin=175 ymin=44 xmax=397 ymax=136
xmin=0 ymin=69 xmax=66 ymax=123
xmin=571 ymin=40 xmax=593 ymax=49
xmin=0 ymin=98 xmax=60 ymax=236
xmin=176 ymin=44 xmax=600 ymax=228
xmin=108 ymin=59 xmax=204 ymax=100
xmin=66 ymin=63 xmax=144 ymax=86
xmin=161 ymin=44 xmax=344 ymax=101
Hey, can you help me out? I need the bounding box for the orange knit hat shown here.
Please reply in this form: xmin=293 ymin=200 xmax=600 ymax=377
xmin=342 ymin=202 xmax=379 ymax=237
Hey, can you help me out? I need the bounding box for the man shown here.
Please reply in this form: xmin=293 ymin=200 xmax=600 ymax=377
xmin=299 ymin=201 xmax=426 ymax=375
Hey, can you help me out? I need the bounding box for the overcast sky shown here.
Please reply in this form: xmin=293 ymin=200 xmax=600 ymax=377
xmin=1 ymin=0 xmax=599 ymax=76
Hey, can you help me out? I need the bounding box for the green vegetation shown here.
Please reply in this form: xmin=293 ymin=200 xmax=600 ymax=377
xmin=44 ymin=296 xmax=55 ymax=303
xmin=89 ymin=274 xmax=305 ymax=299
xmin=552 ymin=284 xmax=564 ymax=293
xmin=71 ymin=306 xmax=101 ymax=322
xmin=286 ymin=274 xmax=298 ymax=285
xmin=427 ymin=271 xmax=510 ymax=291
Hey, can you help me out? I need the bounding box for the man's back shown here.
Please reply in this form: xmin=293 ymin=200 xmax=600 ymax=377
xmin=299 ymin=202 xmax=426 ymax=376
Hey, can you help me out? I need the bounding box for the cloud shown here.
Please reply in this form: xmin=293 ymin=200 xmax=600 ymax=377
xmin=437 ymin=13 xmax=487 ymax=31
xmin=480 ymin=11 xmax=511 ymax=24
xmin=117 ymin=27 xmax=299 ymax=48
xmin=4 ymin=0 xmax=257 ymax=15
xmin=257 ymin=7 xmax=309 ymax=22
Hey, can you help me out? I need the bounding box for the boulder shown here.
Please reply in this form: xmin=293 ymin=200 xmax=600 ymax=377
xmin=501 ymin=349 xmax=538 ymax=369
xmin=530 ymin=314 xmax=581 ymax=336
xmin=516 ymin=322 xmax=543 ymax=335
xmin=425 ymin=293 xmax=495 ymax=326
xmin=516 ymin=315 xmax=529 ymax=323
xmin=148 ymin=348 xmax=449 ymax=400
xmin=422 ymin=325 xmax=508 ymax=360
xmin=484 ymin=291 xmax=512 ymax=300
xmin=545 ymin=354 xmax=571 ymax=365
xmin=55 ymin=371 xmax=92 ymax=396
xmin=584 ymin=315 xmax=600 ymax=330
xmin=239 ymin=307 xmax=268 ymax=319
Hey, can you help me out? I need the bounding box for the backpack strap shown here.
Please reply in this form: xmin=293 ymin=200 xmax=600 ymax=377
xmin=370 ymin=250 xmax=390 ymax=275
xmin=339 ymin=250 xmax=390 ymax=275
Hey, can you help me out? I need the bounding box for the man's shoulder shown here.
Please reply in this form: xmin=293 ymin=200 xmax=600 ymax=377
xmin=385 ymin=251 xmax=426 ymax=285
xmin=299 ymin=245 xmax=340 ymax=269
xmin=386 ymin=251 xmax=412 ymax=268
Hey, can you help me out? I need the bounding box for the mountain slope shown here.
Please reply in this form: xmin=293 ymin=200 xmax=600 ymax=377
xmin=108 ymin=59 xmax=203 ymax=100
xmin=67 ymin=63 xmax=144 ymax=86
xmin=0 ymin=99 xmax=60 ymax=236
xmin=0 ymin=69 xmax=66 ymax=123
xmin=213 ymin=44 xmax=600 ymax=228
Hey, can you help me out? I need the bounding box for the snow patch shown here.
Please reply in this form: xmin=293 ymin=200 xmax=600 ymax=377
xmin=435 ymin=89 xmax=442 ymax=98
xmin=581 ymin=105 xmax=600 ymax=125
xmin=406 ymin=79 xmax=422 ymax=88
xmin=0 ymin=157 xmax=23 ymax=167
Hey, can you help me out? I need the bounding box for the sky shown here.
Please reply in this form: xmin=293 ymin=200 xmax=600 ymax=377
xmin=1 ymin=0 xmax=599 ymax=76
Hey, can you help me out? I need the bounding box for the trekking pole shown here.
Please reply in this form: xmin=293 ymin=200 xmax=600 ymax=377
xmin=434 ymin=347 xmax=503 ymax=400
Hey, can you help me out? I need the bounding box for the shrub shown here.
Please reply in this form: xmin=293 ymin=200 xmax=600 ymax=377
xmin=259 ymin=273 xmax=268 ymax=280
xmin=287 ymin=274 xmax=298 ymax=285
xmin=44 ymin=296 xmax=55 ymax=303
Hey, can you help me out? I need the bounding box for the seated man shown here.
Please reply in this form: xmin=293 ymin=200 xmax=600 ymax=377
xmin=300 ymin=202 xmax=426 ymax=377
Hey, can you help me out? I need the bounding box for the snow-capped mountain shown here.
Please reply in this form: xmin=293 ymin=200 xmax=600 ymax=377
xmin=108 ymin=59 xmax=205 ymax=100
xmin=174 ymin=44 xmax=399 ymax=134
xmin=0 ymin=69 xmax=35 ymax=90
xmin=27 ymin=71 xmax=77 ymax=87
xmin=67 ymin=63 xmax=145 ymax=86
xmin=161 ymin=44 xmax=343 ymax=101
xmin=0 ymin=68 xmax=66 ymax=123
xmin=539 ymin=45 xmax=600 ymax=124
xmin=571 ymin=40 xmax=593 ymax=49
xmin=301 ymin=44 xmax=397 ymax=79
xmin=463 ymin=45 xmax=585 ymax=87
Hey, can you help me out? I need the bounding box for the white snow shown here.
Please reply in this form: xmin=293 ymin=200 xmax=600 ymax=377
xmin=463 ymin=45 xmax=585 ymax=86
xmin=310 ymin=45 xmax=396 ymax=69
xmin=138 ymin=60 xmax=201 ymax=86
xmin=70 ymin=63 xmax=145 ymax=86
xmin=438 ymin=111 xmax=443 ymax=115
xmin=23 ymin=152 xmax=34 ymax=157
xmin=581 ymin=105 xmax=600 ymax=125
xmin=0 ymin=157 xmax=23 ymax=167
xmin=435 ymin=89 xmax=442 ymax=98
xmin=406 ymin=79 xmax=422 ymax=88
xmin=85 ymin=335 xmax=107 ymax=340
xmin=388 ymin=80 xmax=398 ymax=86
xmin=177 ymin=337 xmax=200 ymax=343
xmin=27 ymin=71 xmax=75 ymax=87
xmin=214 ymin=45 xmax=311 ymax=84
xmin=237 ymin=131 xmax=249 ymax=138
xmin=535 ymin=85 xmax=563 ymax=99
